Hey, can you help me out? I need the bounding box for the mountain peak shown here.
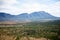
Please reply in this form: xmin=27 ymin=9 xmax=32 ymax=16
xmin=0 ymin=11 xmax=60 ymax=22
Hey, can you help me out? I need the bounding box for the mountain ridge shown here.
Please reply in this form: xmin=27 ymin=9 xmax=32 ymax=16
xmin=0 ymin=11 xmax=60 ymax=22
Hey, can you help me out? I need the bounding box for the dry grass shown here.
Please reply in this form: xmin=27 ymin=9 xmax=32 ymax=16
xmin=0 ymin=35 xmax=16 ymax=40
xmin=0 ymin=35 xmax=50 ymax=40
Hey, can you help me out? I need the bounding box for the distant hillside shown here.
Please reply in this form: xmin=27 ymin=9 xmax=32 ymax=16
xmin=0 ymin=11 xmax=60 ymax=23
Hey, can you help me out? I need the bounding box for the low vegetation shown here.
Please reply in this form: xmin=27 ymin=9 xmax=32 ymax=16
xmin=0 ymin=20 xmax=60 ymax=40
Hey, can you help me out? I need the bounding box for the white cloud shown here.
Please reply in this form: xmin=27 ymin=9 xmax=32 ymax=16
xmin=44 ymin=2 xmax=60 ymax=17
xmin=3 ymin=0 xmax=17 ymax=5
xmin=0 ymin=0 xmax=60 ymax=17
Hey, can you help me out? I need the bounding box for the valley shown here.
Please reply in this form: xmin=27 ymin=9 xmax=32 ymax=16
xmin=0 ymin=20 xmax=60 ymax=40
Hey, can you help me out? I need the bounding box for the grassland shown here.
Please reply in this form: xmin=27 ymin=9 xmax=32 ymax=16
xmin=0 ymin=20 xmax=60 ymax=40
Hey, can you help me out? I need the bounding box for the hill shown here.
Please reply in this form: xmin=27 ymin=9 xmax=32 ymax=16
xmin=0 ymin=11 xmax=60 ymax=23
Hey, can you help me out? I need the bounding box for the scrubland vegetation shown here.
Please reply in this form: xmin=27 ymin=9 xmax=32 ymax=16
xmin=0 ymin=20 xmax=60 ymax=40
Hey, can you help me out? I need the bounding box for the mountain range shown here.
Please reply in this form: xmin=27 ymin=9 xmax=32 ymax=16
xmin=0 ymin=11 xmax=60 ymax=23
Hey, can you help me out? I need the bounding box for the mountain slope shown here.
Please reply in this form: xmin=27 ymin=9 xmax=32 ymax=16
xmin=0 ymin=12 xmax=15 ymax=21
xmin=0 ymin=11 xmax=60 ymax=22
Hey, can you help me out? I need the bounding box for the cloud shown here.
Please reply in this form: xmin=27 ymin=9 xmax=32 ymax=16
xmin=45 ymin=2 xmax=60 ymax=17
xmin=0 ymin=0 xmax=60 ymax=17
xmin=17 ymin=0 xmax=60 ymax=4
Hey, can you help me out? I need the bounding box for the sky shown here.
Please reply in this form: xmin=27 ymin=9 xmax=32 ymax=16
xmin=0 ymin=0 xmax=60 ymax=17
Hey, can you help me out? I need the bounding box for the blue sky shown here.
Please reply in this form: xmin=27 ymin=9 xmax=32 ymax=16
xmin=0 ymin=0 xmax=60 ymax=17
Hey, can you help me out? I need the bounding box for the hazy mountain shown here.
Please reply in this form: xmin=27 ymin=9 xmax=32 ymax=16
xmin=0 ymin=11 xmax=60 ymax=22
xmin=28 ymin=11 xmax=56 ymax=21
xmin=0 ymin=12 xmax=15 ymax=21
